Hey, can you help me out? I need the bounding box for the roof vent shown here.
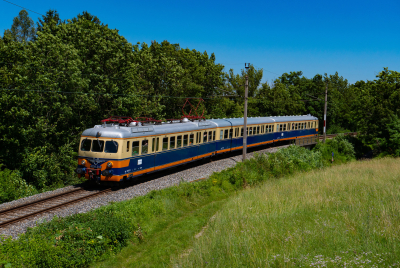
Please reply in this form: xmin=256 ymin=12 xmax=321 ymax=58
xmin=182 ymin=117 xmax=189 ymax=123
xmin=129 ymin=122 xmax=137 ymax=127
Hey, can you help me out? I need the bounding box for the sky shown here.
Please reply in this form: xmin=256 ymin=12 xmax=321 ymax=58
xmin=1 ymin=0 xmax=399 ymax=85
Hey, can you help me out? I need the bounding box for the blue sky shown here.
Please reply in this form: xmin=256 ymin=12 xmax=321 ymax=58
xmin=1 ymin=0 xmax=399 ymax=84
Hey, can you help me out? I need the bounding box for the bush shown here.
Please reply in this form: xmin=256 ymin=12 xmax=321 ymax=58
xmin=313 ymin=134 xmax=356 ymax=164
xmin=0 ymin=208 xmax=133 ymax=267
xmin=0 ymin=168 xmax=37 ymax=204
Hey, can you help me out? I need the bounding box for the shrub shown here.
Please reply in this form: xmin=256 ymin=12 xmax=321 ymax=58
xmin=313 ymin=134 xmax=356 ymax=164
xmin=0 ymin=208 xmax=133 ymax=267
xmin=0 ymin=168 xmax=37 ymax=204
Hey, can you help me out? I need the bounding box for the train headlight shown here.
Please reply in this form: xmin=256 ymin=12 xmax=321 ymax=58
xmin=81 ymin=159 xmax=86 ymax=165
xmin=107 ymin=162 xmax=113 ymax=168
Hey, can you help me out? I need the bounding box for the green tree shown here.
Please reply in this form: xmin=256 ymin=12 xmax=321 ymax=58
xmin=9 ymin=10 xmax=36 ymax=42
xmin=353 ymin=68 xmax=400 ymax=147
xmin=36 ymin=9 xmax=62 ymax=36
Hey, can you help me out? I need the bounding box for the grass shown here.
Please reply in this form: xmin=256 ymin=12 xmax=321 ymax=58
xmin=174 ymin=158 xmax=400 ymax=267
xmin=93 ymin=199 xmax=228 ymax=267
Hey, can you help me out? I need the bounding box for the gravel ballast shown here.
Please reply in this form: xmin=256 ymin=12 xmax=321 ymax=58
xmin=0 ymin=145 xmax=289 ymax=239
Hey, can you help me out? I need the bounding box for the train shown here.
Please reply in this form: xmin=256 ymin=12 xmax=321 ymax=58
xmin=75 ymin=115 xmax=319 ymax=184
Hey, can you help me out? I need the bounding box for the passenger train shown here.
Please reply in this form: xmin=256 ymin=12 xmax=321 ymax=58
xmin=75 ymin=115 xmax=319 ymax=183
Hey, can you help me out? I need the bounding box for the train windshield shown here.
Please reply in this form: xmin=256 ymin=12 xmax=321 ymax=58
xmin=81 ymin=139 xmax=92 ymax=151
xmin=92 ymin=140 xmax=104 ymax=152
xmin=105 ymin=140 xmax=119 ymax=153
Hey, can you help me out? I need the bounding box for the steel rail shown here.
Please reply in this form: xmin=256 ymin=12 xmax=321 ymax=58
xmin=0 ymin=188 xmax=84 ymax=216
xmin=0 ymin=188 xmax=112 ymax=228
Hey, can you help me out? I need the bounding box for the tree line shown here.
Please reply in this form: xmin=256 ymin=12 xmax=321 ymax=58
xmin=1 ymin=9 xmax=399 ymax=191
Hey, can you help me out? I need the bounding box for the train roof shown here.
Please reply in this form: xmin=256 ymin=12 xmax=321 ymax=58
xmin=81 ymin=115 xmax=318 ymax=139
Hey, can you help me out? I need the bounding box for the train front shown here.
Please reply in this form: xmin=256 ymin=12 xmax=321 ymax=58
xmin=75 ymin=120 xmax=128 ymax=184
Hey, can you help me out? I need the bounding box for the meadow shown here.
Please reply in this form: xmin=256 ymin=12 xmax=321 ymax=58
xmin=175 ymin=158 xmax=400 ymax=267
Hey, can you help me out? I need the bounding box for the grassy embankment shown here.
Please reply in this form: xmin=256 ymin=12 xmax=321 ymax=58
xmin=174 ymin=158 xmax=400 ymax=267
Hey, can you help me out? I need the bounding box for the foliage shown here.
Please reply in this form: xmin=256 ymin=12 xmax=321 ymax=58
xmin=313 ymin=134 xmax=356 ymax=164
xmin=6 ymin=10 xmax=36 ymax=42
xmin=0 ymin=209 xmax=132 ymax=267
xmin=352 ymin=68 xmax=400 ymax=145
xmin=376 ymin=114 xmax=400 ymax=157
xmin=0 ymin=167 xmax=37 ymax=203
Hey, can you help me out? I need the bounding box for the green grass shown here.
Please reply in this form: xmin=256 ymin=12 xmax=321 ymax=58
xmin=93 ymin=199 xmax=228 ymax=268
xmin=174 ymin=158 xmax=400 ymax=267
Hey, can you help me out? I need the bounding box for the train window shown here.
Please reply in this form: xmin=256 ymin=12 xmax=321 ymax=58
xmin=105 ymin=140 xmax=119 ymax=153
xmin=208 ymin=131 xmax=212 ymax=141
xmin=203 ymin=132 xmax=208 ymax=142
xmin=249 ymin=127 xmax=253 ymax=135
xmin=257 ymin=126 xmax=260 ymax=134
xmin=284 ymin=124 xmax=287 ymax=131
xmin=126 ymin=141 xmax=130 ymax=152
xmin=272 ymin=125 xmax=274 ymax=132
xmin=224 ymin=129 xmax=228 ymax=139
xmin=307 ymin=122 xmax=310 ymax=129
xmin=141 ymin=140 xmax=149 ymax=154
xmin=276 ymin=124 xmax=280 ymax=132
xmin=196 ymin=132 xmax=200 ymax=143
xmin=152 ymin=137 xmax=159 ymax=152
xmin=92 ymin=140 xmax=104 ymax=152
xmin=220 ymin=130 xmax=224 ymax=140
xmin=81 ymin=139 xmax=92 ymax=151
xmin=170 ymin=136 xmax=176 ymax=149
xmin=253 ymin=126 xmax=256 ymax=134
xmin=132 ymin=141 xmax=140 ymax=155
xmin=189 ymin=134 xmax=194 ymax=145
xmin=241 ymin=128 xmax=244 ymax=136
xmin=213 ymin=131 xmax=216 ymax=141
xmin=229 ymin=129 xmax=233 ymax=138
xmin=162 ymin=138 xmax=168 ymax=151
xmin=177 ymin=136 xmax=182 ymax=147
xmin=183 ymin=135 xmax=188 ymax=146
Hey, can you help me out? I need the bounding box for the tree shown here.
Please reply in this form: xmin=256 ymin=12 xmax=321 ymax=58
xmin=36 ymin=10 xmax=62 ymax=36
xmin=9 ymin=10 xmax=36 ymax=42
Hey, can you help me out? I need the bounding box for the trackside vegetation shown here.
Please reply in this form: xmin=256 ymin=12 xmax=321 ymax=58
xmin=175 ymin=157 xmax=400 ymax=267
xmin=0 ymin=143 xmax=349 ymax=268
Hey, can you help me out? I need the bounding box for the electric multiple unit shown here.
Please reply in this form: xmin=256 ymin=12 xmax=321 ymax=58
xmin=76 ymin=115 xmax=318 ymax=183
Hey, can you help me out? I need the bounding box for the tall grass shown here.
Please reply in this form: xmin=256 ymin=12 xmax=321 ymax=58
xmin=175 ymin=158 xmax=400 ymax=267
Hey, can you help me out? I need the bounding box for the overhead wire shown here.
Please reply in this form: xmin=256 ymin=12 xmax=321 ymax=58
xmin=2 ymin=0 xmax=44 ymax=16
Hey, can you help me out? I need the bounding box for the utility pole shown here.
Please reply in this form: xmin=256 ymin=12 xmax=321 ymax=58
xmin=243 ymin=63 xmax=249 ymax=161
xmin=323 ymin=78 xmax=328 ymax=143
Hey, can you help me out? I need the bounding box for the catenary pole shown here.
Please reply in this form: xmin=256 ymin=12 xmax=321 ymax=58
xmin=243 ymin=63 xmax=249 ymax=161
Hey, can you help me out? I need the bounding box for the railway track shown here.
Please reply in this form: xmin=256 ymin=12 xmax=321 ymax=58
xmin=0 ymin=187 xmax=112 ymax=228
